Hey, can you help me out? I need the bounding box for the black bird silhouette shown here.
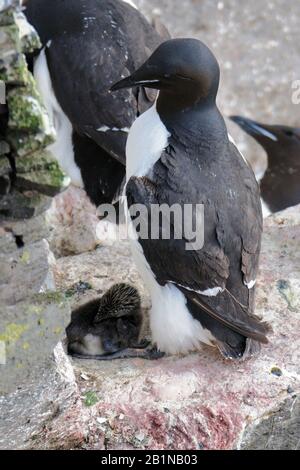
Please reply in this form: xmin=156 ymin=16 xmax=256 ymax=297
xmin=231 ymin=116 xmax=300 ymax=214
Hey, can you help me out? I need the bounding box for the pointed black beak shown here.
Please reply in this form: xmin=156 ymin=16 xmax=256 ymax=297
xmin=110 ymin=65 xmax=162 ymax=92
xmin=230 ymin=115 xmax=258 ymax=134
xmin=110 ymin=75 xmax=137 ymax=92
xmin=230 ymin=115 xmax=278 ymax=142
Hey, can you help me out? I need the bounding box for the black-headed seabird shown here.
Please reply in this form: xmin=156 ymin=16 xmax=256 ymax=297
xmin=231 ymin=116 xmax=300 ymax=215
xmin=24 ymin=0 xmax=169 ymax=206
xmin=111 ymin=38 xmax=270 ymax=360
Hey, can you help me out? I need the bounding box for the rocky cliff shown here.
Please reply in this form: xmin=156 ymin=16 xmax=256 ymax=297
xmin=0 ymin=0 xmax=70 ymax=395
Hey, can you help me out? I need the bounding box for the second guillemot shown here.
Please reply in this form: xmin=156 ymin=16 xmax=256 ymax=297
xmin=24 ymin=0 xmax=168 ymax=206
xmin=111 ymin=38 xmax=270 ymax=360
xmin=231 ymin=116 xmax=300 ymax=215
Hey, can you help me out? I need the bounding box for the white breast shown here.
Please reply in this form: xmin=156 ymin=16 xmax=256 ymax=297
xmin=127 ymin=216 xmax=214 ymax=354
xmin=126 ymin=104 xmax=170 ymax=181
xmin=125 ymin=104 xmax=215 ymax=355
xmin=34 ymin=49 xmax=83 ymax=187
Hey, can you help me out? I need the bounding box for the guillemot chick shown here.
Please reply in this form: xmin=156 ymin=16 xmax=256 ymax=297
xmin=66 ymin=283 xmax=162 ymax=360
xmin=111 ymin=38 xmax=271 ymax=360
xmin=24 ymin=0 xmax=169 ymax=207
xmin=231 ymin=116 xmax=300 ymax=215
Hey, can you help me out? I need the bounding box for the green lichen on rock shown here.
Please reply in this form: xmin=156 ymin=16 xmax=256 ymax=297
xmin=0 ymin=17 xmax=30 ymax=86
xmin=0 ymin=322 xmax=28 ymax=348
xmin=8 ymin=73 xmax=51 ymax=131
xmin=84 ymin=391 xmax=99 ymax=407
xmin=1 ymin=4 xmax=55 ymax=155
xmin=33 ymin=290 xmax=67 ymax=308
xmin=6 ymin=127 xmax=55 ymax=157
xmin=8 ymin=92 xmax=41 ymax=131
xmin=0 ymin=51 xmax=28 ymax=85
xmin=0 ymin=23 xmax=20 ymax=53
xmin=14 ymin=10 xmax=42 ymax=54
xmin=0 ymin=4 xmax=17 ymax=26
xmin=0 ymin=5 xmax=40 ymax=86
xmin=15 ymin=150 xmax=69 ymax=196
xmin=6 ymin=70 xmax=56 ymax=154
xmin=0 ymin=291 xmax=71 ymax=394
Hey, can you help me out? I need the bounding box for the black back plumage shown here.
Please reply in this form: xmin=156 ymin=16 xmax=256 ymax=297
xmin=24 ymin=0 xmax=168 ymax=205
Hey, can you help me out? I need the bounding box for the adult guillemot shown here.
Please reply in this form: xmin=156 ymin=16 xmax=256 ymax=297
xmin=24 ymin=0 xmax=168 ymax=206
xmin=231 ymin=116 xmax=300 ymax=215
xmin=111 ymin=38 xmax=270 ymax=360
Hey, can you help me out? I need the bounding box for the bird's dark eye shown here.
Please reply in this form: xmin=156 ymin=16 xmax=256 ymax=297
xmin=285 ymin=130 xmax=294 ymax=137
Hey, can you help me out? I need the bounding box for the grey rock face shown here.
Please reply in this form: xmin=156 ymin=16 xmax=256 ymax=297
xmin=0 ymin=239 xmax=56 ymax=305
xmin=0 ymin=240 xmax=71 ymax=394
xmin=241 ymin=395 xmax=300 ymax=450
xmin=0 ymin=212 xmax=50 ymax=253
xmin=0 ymin=2 xmax=71 ymax=397
xmin=0 ymin=343 xmax=81 ymax=449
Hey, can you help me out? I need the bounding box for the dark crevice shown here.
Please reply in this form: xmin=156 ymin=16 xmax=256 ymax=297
xmin=3 ymin=226 xmax=25 ymax=249
xmin=14 ymin=234 xmax=24 ymax=249
xmin=7 ymin=151 xmax=17 ymax=187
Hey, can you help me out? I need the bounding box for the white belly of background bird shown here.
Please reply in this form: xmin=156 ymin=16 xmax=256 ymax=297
xmin=34 ymin=49 xmax=83 ymax=187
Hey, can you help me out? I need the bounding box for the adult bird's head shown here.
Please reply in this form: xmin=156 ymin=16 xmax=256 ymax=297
xmin=111 ymin=38 xmax=220 ymax=112
xmin=230 ymin=115 xmax=300 ymax=160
